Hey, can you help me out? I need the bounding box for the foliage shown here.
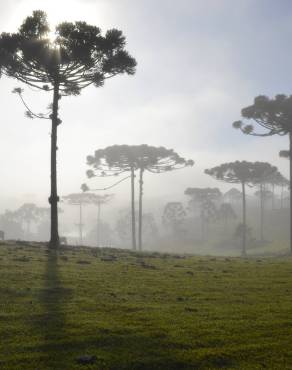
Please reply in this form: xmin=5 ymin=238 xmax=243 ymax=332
xmin=233 ymin=95 xmax=292 ymax=136
xmin=86 ymin=144 xmax=194 ymax=177
xmin=0 ymin=10 xmax=136 ymax=94
xmin=205 ymin=161 xmax=278 ymax=185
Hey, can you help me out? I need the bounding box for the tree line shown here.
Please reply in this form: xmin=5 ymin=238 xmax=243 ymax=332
xmin=0 ymin=11 xmax=291 ymax=255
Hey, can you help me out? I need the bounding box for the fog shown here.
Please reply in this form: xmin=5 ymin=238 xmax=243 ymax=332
xmin=0 ymin=0 xmax=291 ymax=255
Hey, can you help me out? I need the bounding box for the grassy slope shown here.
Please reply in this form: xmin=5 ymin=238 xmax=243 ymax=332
xmin=1 ymin=243 xmax=292 ymax=369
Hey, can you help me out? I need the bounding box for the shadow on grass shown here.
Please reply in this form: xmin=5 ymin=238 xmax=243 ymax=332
xmin=33 ymin=248 xmax=72 ymax=368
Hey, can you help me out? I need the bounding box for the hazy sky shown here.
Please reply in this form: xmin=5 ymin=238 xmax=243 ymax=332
xmin=0 ymin=0 xmax=291 ymax=213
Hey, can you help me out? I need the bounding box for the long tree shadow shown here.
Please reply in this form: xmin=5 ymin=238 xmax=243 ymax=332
xmin=33 ymin=248 xmax=72 ymax=368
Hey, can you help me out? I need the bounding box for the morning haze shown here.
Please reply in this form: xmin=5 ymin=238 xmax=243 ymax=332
xmin=0 ymin=1 xmax=292 ymax=368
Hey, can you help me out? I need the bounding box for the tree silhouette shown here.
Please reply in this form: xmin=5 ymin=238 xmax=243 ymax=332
xmin=86 ymin=145 xmax=139 ymax=250
xmin=87 ymin=144 xmax=193 ymax=251
xmin=62 ymin=192 xmax=98 ymax=245
xmin=0 ymin=10 xmax=136 ymax=248
xmin=218 ymin=203 xmax=237 ymax=230
xmin=133 ymin=145 xmax=193 ymax=251
xmin=184 ymin=188 xmax=221 ymax=241
xmin=205 ymin=161 xmax=277 ymax=255
xmin=162 ymin=202 xmax=186 ymax=239
xmin=233 ymin=95 xmax=292 ymax=252
xmin=224 ymin=188 xmax=242 ymax=204
xmin=91 ymin=194 xmax=114 ymax=247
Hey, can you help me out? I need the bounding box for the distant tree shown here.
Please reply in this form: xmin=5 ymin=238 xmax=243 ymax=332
xmin=62 ymin=192 xmax=97 ymax=245
xmin=162 ymin=202 xmax=186 ymax=239
xmin=91 ymin=193 xmax=114 ymax=247
xmin=133 ymin=145 xmax=193 ymax=251
xmin=0 ymin=10 xmax=136 ymax=248
xmin=254 ymin=188 xmax=273 ymax=241
xmin=253 ymin=163 xmax=278 ymax=242
xmin=205 ymin=161 xmax=277 ymax=255
xmin=184 ymin=188 xmax=221 ymax=241
xmin=0 ymin=210 xmax=23 ymax=239
xmin=86 ymin=145 xmax=139 ymax=250
xmin=224 ymin=188 xmax=242 ymax=204
xmin=14 ymin=203 xmax=49 ymax=239
xmin=233 ymin=95 xmax=292 ymax=252
xmin=141 ymin=213 xmax=159 ymax=246
xmin=218 ymin=203 xmax=237 ymax=230
xmin=87 ymin=144 xmax=193 ymax=251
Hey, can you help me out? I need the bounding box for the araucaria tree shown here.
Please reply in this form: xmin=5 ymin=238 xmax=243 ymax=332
xmin=86 ymin=145 xmax=139 ymax=251
xmin=205 ymin=161 xmax=277 ymax=256
xmin=233 ymin=95 xmax=292 ymax=252
xmin=0 ymin=10 xmax=136 ymax=248
xmin=184 ymin=188 xmax=221 ymax=241
xmin=87 ymin=144 xmax=193 ymax=251
xmin=62 ymin=192 xmax=106 ymax=246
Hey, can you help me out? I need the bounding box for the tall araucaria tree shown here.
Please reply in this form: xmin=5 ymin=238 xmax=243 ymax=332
xmin=0 ymin=10 xmax=136 ymax=248
xmin=132 ymin=145 xmax=194 ymax=251
xmin=233 ymin=95 xmax=292 ymax=253
xmin=86 ymin=144 xmax=194 ymax=251
xmin=86 ymin=145 xmax=139 ymax=250
xmin=205 ymin=161 xmax=277 ymax=256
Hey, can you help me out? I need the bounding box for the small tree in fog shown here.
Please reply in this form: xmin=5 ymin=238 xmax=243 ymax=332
xmin=233 ymin=95 xmax=292 ymax=253
xmin=218 ymin=203 xmax=237 ymax=230
xmin=0 ymin=10 xmax=136 ymax=248
xmin=91 ymin=193 xmax=114 ymax=247
xmin=62 ymin=192 xmax=98 ymax=245
xmin=15 ymin=203 xmax=48 ymax=239
xmin=162 ymin=202 xmax=186 ymax=240
xmin=184 ymin=188 xmax=221 ymax=241
xmin=224 ymin=188 xmax=242 ymax=205
xmin=205 ymin=161 xmax=276 ymax=256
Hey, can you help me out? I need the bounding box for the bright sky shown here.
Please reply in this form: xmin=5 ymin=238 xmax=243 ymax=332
xmin=0 ymin=0 xmax=291 ymax=214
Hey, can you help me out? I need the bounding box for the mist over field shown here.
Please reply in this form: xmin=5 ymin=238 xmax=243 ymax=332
xmin=1 ymin=2 xmax=292 ymax=369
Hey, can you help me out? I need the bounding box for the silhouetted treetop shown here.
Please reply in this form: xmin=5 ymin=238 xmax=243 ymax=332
xmin=0 ymin=10 xmax=137 ymax=94
xmin=205 ymin=161 xmax=277 ymax=185
xmin=184 ymin=187 xmax=221 ymax=202
xmin=87 ymin=144 xmax=194 ymax=177
xmin=233 ymin=95 xmax=292 ymax=136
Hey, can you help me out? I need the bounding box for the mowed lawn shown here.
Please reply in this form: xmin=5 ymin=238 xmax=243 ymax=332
xmin=1 ymin=243 xmax=292 ymax=369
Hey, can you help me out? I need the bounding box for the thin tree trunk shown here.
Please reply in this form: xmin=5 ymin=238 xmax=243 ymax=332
xmin=290 ymin=132 xmax=292 ymax=254
xmin=260 ymin=183 xmax=264 ymax=242
xmin=281 ymin=184 xmax=284 ymax=209
xmin=79 ymin=202 xmax=83 ymax=246
xmin=131 ymin=167 xmax=137 ymax=250
xmin=49 ymin=81 xmax=60 ymax=248
xmin=272 ymin=183 xmax=275 ymax=210
xmin=138 ymin=168 xmax=144 ymax=251
xmin=242 ymin=181 xmax=247 ymax=256
xmin=97 ymin=202 xmax=101 ymax=247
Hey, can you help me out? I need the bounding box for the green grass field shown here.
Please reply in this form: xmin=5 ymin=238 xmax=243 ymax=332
xmin=1 ymin=242 xmax=292 ymax=369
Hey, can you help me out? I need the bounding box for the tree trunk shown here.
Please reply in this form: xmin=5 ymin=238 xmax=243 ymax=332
xmin=79 ymin=202 xmax=83 ymax=246
xmin=281 ymin=184 xmax=284 ymax=209
xmin=241 ymin=181 xmax=247 ymax=256
xmin=272 ymin=183 xmax=275 ymax=210
xmin=260 ymin=183 xmax=264 ymax=242
xmin=49 ymin=81 xmax=60 ymax=248
xmin=138 ymin=168 xmax=144 ymax=251
xmin=289 ymin=132 xmax=292 ymax=254
xmin=97 ymin=202 xmax=101 ymax=247
xmin=131 ymin=167 xmax=137 ymax=250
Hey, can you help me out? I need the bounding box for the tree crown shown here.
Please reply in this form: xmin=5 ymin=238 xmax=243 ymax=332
xmin=233 ymin=94 xmax=292 ymax=136
xmin=0 ymin=10 xmax=136 ymax=94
